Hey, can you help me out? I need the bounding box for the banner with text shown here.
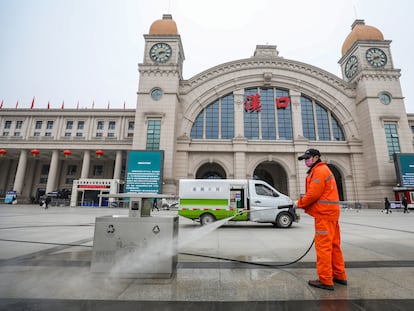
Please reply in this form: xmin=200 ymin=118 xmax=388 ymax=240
xmin=125 ymin=151 xmax=164 ymax=193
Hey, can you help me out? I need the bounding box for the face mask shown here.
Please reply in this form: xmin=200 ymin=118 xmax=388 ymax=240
xmin=305 ymin=158 xmax=313 ymax=167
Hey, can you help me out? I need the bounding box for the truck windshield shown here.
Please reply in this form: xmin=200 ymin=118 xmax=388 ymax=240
xmin=255 ymin=184 xmax=277 ymax=197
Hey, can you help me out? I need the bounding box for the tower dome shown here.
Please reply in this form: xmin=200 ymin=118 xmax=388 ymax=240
xmin=341 ymin=20 xmax=384 ymax=55
xmin=149 ymin=14 xmax=178 ymax=35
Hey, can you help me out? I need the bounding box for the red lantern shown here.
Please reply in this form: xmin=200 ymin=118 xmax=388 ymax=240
xmin=63 ymin=150 xmax=72 ymax=158
xmin=96 ymin=149 xmax=104 ymax=158
xmin=0 ymin=149 xmax=7 ymax=157
xmin=31 ymin=149 xmax=40 ymax=157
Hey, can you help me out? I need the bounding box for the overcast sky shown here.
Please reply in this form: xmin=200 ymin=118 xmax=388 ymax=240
xmin=1 ymin=0 xmax=413 ymax=112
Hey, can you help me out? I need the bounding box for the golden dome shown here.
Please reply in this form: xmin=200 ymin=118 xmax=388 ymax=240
xmin=341 ymin=20 xmax=384 ymax=55
xmin=149 ymin=14 xmax=178 ymax=35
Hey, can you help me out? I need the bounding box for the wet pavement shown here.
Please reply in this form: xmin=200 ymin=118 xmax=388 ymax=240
xmin=0 ymin=204 xmax=413 ymax=310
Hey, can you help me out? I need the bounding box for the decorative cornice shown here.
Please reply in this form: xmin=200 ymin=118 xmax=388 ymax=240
xmin=0 ymin=109 xmax=135 ymax=116
xmin=138 ymin=63 xmax=182 ymax=77
xmin=356 ymin=70 xmax=401 ymax=82
xmin=380 ymin=115 xmax=400 ymax=122
xmin=180 ymin=58 xmax=349 ymax=92
xmin=138 ymin=69 xmax=181 ymax=77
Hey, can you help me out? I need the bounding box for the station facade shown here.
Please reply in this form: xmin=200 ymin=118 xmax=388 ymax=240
xmin=1 ymin=15 xmax=413 ymax=207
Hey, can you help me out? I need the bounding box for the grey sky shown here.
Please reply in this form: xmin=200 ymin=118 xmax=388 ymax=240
xmin=1 ymin=0 xmax=413 ymax=112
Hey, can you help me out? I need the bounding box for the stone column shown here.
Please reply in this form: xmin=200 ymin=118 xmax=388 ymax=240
xmin=113 ymin=150 xmax=122 ymax=179
xmin=0 ymin=158 xmax=11 ymax=194
xmin=233 ymin=89 xmax=245 ymax=138
xmin=13 ymin=150 xmax=28 ymax=194
xmin=46 ymin=150 xmax=59 ymax=193
xmin=81 ymin=150 xmax=91 ymax=179
xmin=290 ymin=90 xmax=303 ymax=139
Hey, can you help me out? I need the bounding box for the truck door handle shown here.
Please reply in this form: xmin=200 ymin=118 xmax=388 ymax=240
xmin=254 ymin=200 xmax=261 ymax=203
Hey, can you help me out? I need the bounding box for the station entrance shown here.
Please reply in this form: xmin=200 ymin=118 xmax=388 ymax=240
xmin=70 ymin=179 xmax=122 ymax=207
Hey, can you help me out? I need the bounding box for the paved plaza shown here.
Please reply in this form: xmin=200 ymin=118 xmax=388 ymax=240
xmin=0 ymin=204 xmax=413 ymax=310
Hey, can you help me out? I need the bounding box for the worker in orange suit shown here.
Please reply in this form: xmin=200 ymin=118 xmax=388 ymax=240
xmin=296 ymin=149 xmax=347 ymax=291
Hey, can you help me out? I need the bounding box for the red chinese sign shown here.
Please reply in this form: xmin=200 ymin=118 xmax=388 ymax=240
xmin=245 ymin=94 xmax=290 ymax=112
xmin=245 ymin=93 xmax=261 ymax=112
xmin=276 ymin=96 xmax=290 ymax=109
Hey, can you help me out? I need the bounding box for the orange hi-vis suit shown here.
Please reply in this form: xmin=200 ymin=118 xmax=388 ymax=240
xmin=297 ymin=161 xmax=347 ymax=286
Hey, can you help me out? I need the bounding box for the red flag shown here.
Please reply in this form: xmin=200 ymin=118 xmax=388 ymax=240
xmin=61 ymin=101 xmax=64 ymax=109
xmin=47 ymin=101 xmax=50 ymax=109
xmin=0 ymin=100 xmax=3 ymax=109
xmin=16 ymin=101 xmax=19 ymax=109
xmin=30 ymin=97 xmax=35 ymax=109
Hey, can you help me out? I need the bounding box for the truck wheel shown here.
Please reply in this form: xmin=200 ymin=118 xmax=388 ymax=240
xmin=275 ymin=212 xmax=293 ymax=228
xmin=200 ymin=213 xmax=216 ymax=225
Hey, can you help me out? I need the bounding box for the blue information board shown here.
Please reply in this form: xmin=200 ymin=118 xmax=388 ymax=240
xmin=125 ymin=151 xmax=164 ymax=193
xmin=393 ymin=153 xmax=414 ymax=187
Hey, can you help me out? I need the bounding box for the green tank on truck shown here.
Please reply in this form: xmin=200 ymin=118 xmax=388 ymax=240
xmin=178 ymin=179 xmax=299 ymax=228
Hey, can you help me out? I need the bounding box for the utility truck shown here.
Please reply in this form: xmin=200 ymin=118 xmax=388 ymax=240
xmin=178 ymin=179 xmax=299 ymax=228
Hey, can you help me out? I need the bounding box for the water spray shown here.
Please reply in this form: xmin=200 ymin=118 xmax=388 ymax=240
xmin=179 ymin=240 xmax=314 ymax=268
xmin=179 ymin=200 xmax=370 ymax=267
xmin=179 ymin=204 xmax=314 ymax=267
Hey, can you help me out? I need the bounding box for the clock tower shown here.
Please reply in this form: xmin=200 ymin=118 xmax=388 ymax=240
xmin=133 ymin=14 xmax=185 ymax=193
xmin=339 ymin=20 xmax=412 ymax=198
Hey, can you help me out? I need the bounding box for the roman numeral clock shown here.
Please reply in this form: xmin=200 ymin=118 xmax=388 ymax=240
xmin=365 ymin=48 xmax=387 ymax=68
xmin=149 ymin=42 xmax=172 ymax=63
xmin=345 ymin=55 xmax=358 ymax=79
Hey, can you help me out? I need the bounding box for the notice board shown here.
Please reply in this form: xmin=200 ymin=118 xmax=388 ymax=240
xmin=125 ymin=151 xmax=164 ymax=193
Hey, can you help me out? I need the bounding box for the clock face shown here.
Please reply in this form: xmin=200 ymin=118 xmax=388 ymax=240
xmin=149 ymin=43 xmax=172 ymax=63
xmin=379 ymin=92 xmax=391 ymax=105
xmin=345 ymin=55 xmax=358 ymax=79
xmin=366 ymin=48 xmax=387 ymax=67
xmin=151 ymin=88 xmax=163 ymax=101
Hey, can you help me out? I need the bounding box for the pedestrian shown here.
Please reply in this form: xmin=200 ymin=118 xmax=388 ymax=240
xmin=384 ymin=197 xmax=391 ymax=214
xmin=295 ymin=148 xmax=347 ymax=291
xmin=44 ymin=196 xmax=51 ymax=209
xmin=402 ymin=196 xmax=409 ymax=214
xmin=152 ymin=198 xmax=159 ymax=211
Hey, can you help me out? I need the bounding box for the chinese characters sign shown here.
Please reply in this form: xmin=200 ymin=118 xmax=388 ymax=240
xmin=245 ymin=94 xmax=262 ymax=112
xmin=276 ymin=96 xmax=290 ymax=109
xmin=245 ymin=93 xmax=290 ymax=112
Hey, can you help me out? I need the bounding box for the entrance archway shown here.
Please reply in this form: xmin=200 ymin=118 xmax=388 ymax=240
xmin=196 ymin=163 xmax=226 ymax=179
xmin=327 ymin=164 xmax=344 ymax=201
xmin=253 ymin=161 xmax=289 ymax=195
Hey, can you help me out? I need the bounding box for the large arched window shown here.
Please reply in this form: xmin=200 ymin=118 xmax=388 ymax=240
xmin=301 ymin=96 xmax=345 ymax=141
xmin=190 ymin=90 xmax=345 ymax=142
xmin=191 ymin=111 xmax=203 ymax=139
xmin=244 ymin=87 xmax=293 ymax=140
xmin=190 ymin=94 xmax=234 ymax=139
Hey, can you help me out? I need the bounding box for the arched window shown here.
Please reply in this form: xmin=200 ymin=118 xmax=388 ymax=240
xmin=244 ymin=87 xmax=293 ymax=140
xmin=190 ymin=90 xmax=345 ymax=142
xmin=301 ymin=96 xmax=345 ymax=141
xmin=190 ymin=94 xmax=234 ymax=139
xmin=190 ymin=111 xmax=203 ymax=139
xmin=196 ymin=163 xmax=226 ymax=179
xmin=205 ymin=101 xmax=219 ymax=139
